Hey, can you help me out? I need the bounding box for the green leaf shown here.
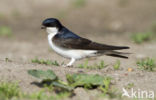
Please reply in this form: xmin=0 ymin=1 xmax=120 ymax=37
xmin=52 ymin=82 xmax=74 ymax=91
xmin=0 ymin=26 xmax=12 ymax=36
xmin=137 ymin=58 xmax=156 ymax=71
xmin=113 ymin=60 xmax=120 ymax=70
xmin=78 ymin=60 xmax=107 ymax=69
xmin=28 ymin=69 xmax=57 ymax=81
xmin=66 ymin=74 xmax=111 ymax=89
xmin=131 ymin=32 xmax=153 ymax=44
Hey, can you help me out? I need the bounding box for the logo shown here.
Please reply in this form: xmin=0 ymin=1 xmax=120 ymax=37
xmin=122 ymin=88 xmax=154 ymax=99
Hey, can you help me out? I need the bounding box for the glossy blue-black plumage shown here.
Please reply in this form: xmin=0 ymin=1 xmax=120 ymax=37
xmin=42 ymin=18 xmax=55 ymax=25
xmin=57 ymin=27 xmax=80 ymax=39
xmin=42 ymin=18 xmax=62 ymax=30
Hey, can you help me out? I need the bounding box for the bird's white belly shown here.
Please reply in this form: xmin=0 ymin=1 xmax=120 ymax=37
xmin=48 ymin=34 xmax=97 ymax=59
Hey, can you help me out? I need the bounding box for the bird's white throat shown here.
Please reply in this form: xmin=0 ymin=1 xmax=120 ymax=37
xmin=46 ymin=27 xmax=58 ymax=35
xmin=47 ymin=27 xmax=58 ymax=50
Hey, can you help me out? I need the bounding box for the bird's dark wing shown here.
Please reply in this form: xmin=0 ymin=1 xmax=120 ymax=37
xmin=53 ymin=35 xmax=129 ymax=50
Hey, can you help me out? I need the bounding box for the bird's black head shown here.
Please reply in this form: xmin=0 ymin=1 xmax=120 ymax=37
xmin=42 ymin=18 xmax=62 ymax=30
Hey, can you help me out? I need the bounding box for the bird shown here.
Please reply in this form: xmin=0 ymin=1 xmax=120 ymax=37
xmin=41 ymin=18 xmax=130 ymax=67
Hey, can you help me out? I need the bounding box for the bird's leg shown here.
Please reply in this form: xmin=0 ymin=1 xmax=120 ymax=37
xmin=64 ymin=58 xmax=75 ymax=67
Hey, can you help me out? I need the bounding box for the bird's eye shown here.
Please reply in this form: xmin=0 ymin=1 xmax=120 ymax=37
xmin=45 ymin=23 xmax=51 ymax=27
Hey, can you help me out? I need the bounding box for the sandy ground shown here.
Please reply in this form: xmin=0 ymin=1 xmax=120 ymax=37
xmin=0 ymin=35 xmax=156 ymax=100
xmin=0 ymin=0 xmax=156 ymax=100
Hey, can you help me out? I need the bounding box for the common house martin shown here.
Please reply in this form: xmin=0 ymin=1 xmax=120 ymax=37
xmin=41 ymin=18 xmax=130 ymax=67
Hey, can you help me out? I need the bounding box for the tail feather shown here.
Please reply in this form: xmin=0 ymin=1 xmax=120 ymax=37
xmin=98 ymin=50 xmax=130 ymax=59
xmin=106 ymin=54 xmax=128 ymax=59
xmin=90 ymin=42 xmax=130 ymax=50
xmin=101 ymin=45 xmax=130 ymax=50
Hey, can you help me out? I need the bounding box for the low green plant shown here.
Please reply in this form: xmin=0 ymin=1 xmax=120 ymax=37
xmin=28 ymin=69 xmax=73 ymax=92
xmin=0 ymin=81 xmax=70 ymax=100
xmin=131 ymin=32 xmax=153 ymax=44
xmin=23 ymin=90 xmax=70 ymax=100
xmin=66 ymin=73 xmax=112 ymax=89
xmin=99 ymin=77 xmax=111 ymax=94
xmin=0 ymin=82 xmax=20 ymax=99
xmin=28 ymin=69 xmax=116 ymax=100
xmin=0 ymin=26 xmax=12 ymax=37
xmin=125 ymin=83 xmax=134 ymax=89
xmin=96 ymin=60 xmax=107 ymax=69
xmin=113 ymin=60 xmax=120 ymax=70
xmin=53 ymin=92 xmax=71 ymax=100
xmin=5 ymin=57 xmax=12 ymax=62
xmin=98 ymin=88 xmax=122 ymax=99
xmin=137 ymin=58 xmax=156 ymax=71
xmin=78 ymin=60 xmax=89 ymax=69
xmin=31 ymin=58 xmax=60 ymax=66
xmin=24 ymin=90 xmax=48 ymax=100
xmin=71 ymin=0 xmax=86 ymax=8
xmin=99 ymin=79 xmax=122 ymax=99
xmin=28 ymin=69 xmax=112 ymax=91
xmin=78 ymin=60 xmax=107 ymax=69
xmin=28 ymin=70 xmax=57 ymax=81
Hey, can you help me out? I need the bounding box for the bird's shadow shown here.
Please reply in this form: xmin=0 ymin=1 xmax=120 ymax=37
xmin=31 ymin=81 xmax=52 ymax=88
xmin=30 ymin=81 xmax=76 ymax=97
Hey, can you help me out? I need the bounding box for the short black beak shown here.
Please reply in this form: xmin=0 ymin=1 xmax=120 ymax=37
xmin=41 ymin=26 xmax=46 ymax=29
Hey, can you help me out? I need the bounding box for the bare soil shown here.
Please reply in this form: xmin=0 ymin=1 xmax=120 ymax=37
xmin=0 ymin=0 xmax=156 ymax=100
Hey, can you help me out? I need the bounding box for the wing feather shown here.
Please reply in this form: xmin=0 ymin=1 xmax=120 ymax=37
xmin=53 ymin=35 xmax=129 ymax=50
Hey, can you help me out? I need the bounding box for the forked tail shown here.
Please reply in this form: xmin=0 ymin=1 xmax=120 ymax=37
xmin=98 ymin=50 xmax=131 ymax=59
